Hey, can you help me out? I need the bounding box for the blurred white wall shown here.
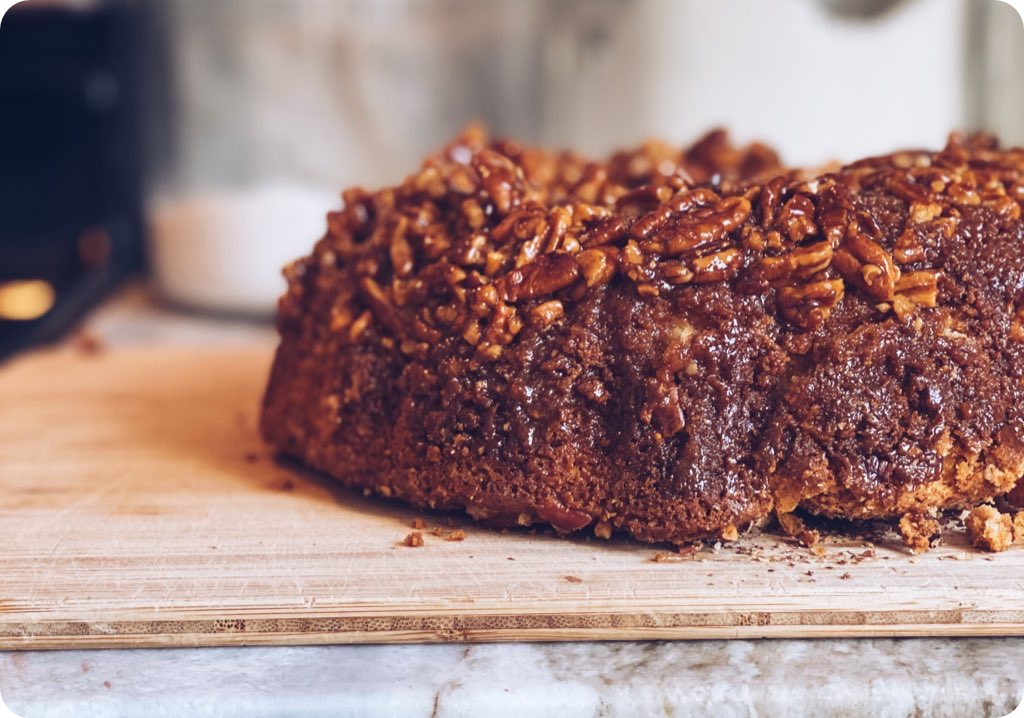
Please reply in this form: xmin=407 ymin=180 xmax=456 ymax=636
xmin=543 ymin=0 xmax=971 ymax=165
xmin=977 ymin=0 xmax=1024 ymax=146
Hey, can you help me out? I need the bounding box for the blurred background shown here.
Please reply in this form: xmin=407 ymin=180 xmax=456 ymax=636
xmin=0 ymin=0 xmax=1021 ymax=358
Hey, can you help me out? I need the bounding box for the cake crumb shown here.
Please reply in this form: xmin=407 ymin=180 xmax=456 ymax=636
xmin=564 ymin=575 xmax=583 ymax=583
xmin=898 ymin=512 xmax=939 ymax=553
xmin=72 ymin=328 xmax=104 ymax=356
xmin=1014 ymin=512 xmax=1024 ymax=543
xmin=965 ymin=505 xmax=1014 ymax=552
xmin=410 ymin=517 xmax=426 ymax=530
xmin=402 ymin=531 xmax=424 ymax=548
xmin=445 ymin=529 xmax=466 ymax=542
xmin=777 ymin=512 xmax=820 ymax=547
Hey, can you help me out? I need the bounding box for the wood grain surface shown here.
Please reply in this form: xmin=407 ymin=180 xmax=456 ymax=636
xmin=1 ymin=347 xmax=1023 ymax=649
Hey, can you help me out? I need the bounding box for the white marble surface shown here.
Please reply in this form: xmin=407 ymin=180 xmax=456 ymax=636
xmin=1 ymin=641 xmax=1023 ymax=718
xmin=4 ymin=287 xmax=1024 ymax=717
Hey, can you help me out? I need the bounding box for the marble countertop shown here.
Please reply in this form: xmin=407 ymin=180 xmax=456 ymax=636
xmin=2 ymin=640 xmax=1023 ymax=718
xmin=2 ymin=285 xmax=1023 ymax=717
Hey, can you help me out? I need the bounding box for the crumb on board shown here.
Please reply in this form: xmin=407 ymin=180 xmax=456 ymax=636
xmin=265 ymin=477 xmax=296 ymax=492
xmin=410 ymin=517 xmax=426 ymax=530
xmin=72 ymin=328 xmax=103 ymax=355
xmin=402 ymin=531 xmax=424 ymax=548
xmin=898 ymin=512 xmax=940 ymax=553
xmin=564 ymin=575 xmax=583 ymax=584
xmin=776 ymin=512 xmax=820 ymax=547
xmin=445 ymin=529 xmax=466 ymax=542
xmin=1014 ymin=512 xmax=1024 ymax=543
xmin=840 ymin=572 xmax=852 ymax=580
xmin=965 ymin=505 xmax=1014 ymax=552
xmin=719 ymin=525 xmax=739 ymax=541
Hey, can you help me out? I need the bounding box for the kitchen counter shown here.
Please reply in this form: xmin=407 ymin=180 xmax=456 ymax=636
xmin=2 ymin=640 xmax=1023 ymax=718
xmin=1 ymin=285 xmax=1023 ymax=718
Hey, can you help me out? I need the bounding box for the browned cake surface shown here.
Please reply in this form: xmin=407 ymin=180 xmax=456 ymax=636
xmin=261 ymin=128 xmax=1024 ymax=549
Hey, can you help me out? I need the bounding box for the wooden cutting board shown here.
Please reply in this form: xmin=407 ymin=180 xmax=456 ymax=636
xmin=2 ymin=346 xmax=1023 ymax=649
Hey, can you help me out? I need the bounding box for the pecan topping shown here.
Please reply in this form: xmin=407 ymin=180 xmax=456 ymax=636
xmin=304 ymin=128 xmax=1024 ymax=359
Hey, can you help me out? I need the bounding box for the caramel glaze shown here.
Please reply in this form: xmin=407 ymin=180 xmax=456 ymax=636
xmin=262 ymin=129 xmax=1024 ymax=546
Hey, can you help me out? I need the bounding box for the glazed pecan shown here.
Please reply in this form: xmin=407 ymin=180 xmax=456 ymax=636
xmin=576 ymin=247 xmax=619 ymax=287
xmin=776 ymin=194 xmax=817 ymax=242
xmin=892 ymin=270 xmax=941 ymax=319
xmin=500 ymin=253 xmax=581 ymax=302
xmin=691 ymin=248 xmax=744 ymax=284
xmin=753 ymin=240 xmax=833 ymax=284
xmin=833 ymin=230 xmax=899 ymax=302
xmin=656 ymin=195 xmax=750 ymax=258
xmin=777 ymin=279 xmax=845 ymax=330
xmin=529 ymin=299 xmax=565 ymax=329
xmin=1011 ymin=306 xmax=1024 ymax=342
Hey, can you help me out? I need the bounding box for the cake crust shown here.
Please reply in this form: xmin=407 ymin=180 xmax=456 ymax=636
xmin=261 ymin=129 xmax=1024 ymax=548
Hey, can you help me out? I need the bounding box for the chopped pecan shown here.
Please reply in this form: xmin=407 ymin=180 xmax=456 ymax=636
xmin=892 ymin=231 xmax=927 ymax=264
xmin=388 ymin=217 xmax=414 ymax=277
xmin=833 ymin=230 xmax=899 ymax=302
xmin=1011 ymin=306 xmax=1024 ymax=342
xmin=758 ymin=176 xmax=787 ymax=226
xmin=658 ymin=196 xmax=750 ymax=258
xmin=492 ymin=206 xmax=546 ymax=244
xmin=576 ymin=247 xmax=619 ymax=287
xmin=543 ymin=206 xmax=573 ymax=253
xmin=535 ymin=501 xmax=593 ymax=533
xmin=622 ymin=240 xmax=644 ymax=265
xmin=529 ymin=299 xmax=565 ymax=329
xmin=582 ymin=215 xmax=629 ymax=248
xmin=777 ymin=278 xmax=845 ymax=330
xmin=753 ymin=240 xmax=833 ymax=284
xmin=500 ymin=253 xmax=581 ymax=301
xmin=658 ymin=260 xmax=694 ymax=286
xmin=892 ymin=270 xmax=940 ymax=319
xmin=691 ymin=248 xmax=744 ymax=283
xmin=776 ymin=194 xmax=817 ymax=242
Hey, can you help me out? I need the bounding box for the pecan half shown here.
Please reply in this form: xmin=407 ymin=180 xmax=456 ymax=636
xmin=753 ymin=240 xmax=833 ymax=284
xmin=892 ymin=270 xmax=940 ymax=319
xmin=576 ymin=247 xmax=619 ymax=287
xmin=833 ymin=230 xmax=899 ymax=302
xmin=777 ymin=278 xmax=845 ymax=330
xmin=500 ymin=253 xmax=581 ymax=301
